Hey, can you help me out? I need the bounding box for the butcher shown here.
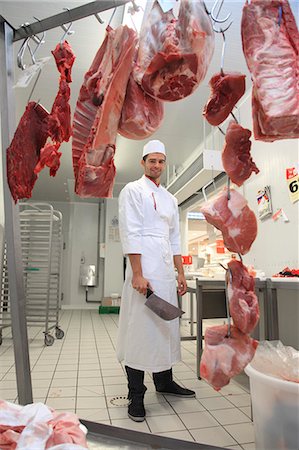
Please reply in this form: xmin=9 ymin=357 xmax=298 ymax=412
xmin=116 ymin=139 xmax=195 ymax=422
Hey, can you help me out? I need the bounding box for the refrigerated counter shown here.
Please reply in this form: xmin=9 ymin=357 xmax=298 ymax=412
xmin=83 ymin=419 xmax=227 ymax=449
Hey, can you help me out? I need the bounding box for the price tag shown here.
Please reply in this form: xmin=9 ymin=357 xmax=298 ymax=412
xmin=286 ymin=167 xmax=299 ymax=203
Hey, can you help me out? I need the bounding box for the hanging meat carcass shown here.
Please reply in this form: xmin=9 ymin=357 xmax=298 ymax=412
xmin=7 ymin=103 xmax=50 ymax=203
xmin=200 ymin=324 xmax=258 ymax=391
xmin=227 ymin=259 xmax=260 ymax=334
xmin=134 ymin=0 xmax=214 ymax=102
xmin=203 ymin=72 xmax=246 ymax=126
xmin=222 ymin=122 xmax=259 ymax=187
xmin=200 ymin=188 xmax=258 ymax=255
xmin=7 ymin=42 xmax=75 ymax=202
xmin=34 ymin=41 xmax=76 ymax=177
xmin=241 ymin=0 xmax=299 ymax=141
xmin=118 ymin=74 xmax=164 ymax=140
xmin=72 ymin=26 xmax=137 ymax=197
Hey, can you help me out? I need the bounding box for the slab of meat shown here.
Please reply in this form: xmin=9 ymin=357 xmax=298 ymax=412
xmin=227 ymin=259 xmax=260 ymax=334
xmin=134 ymin=0 xmax=214 ymax=102
xmin=200 ymin=188 xmax=257 ymax=255
xmin=241 ymin=0 xmax=299 ymax=141
xmin=222 ymin=122 xmax=259 ymax=187
xmin=6 ymin=102 xmax=49 ymax=203
xmin=52 ymin=40 xmax=76 ymax=83
xmin=72 ymin=26 xmax=137 ymax=197
xmin=34 ymin=41 xmax=75 ymax=177
xmin=118 ymin=74 xmax=164 ymax=140
xmin=203 ymin=72 xmax=246 ymax=126
xmin=200 ymin=324 xmax=258 ymax=391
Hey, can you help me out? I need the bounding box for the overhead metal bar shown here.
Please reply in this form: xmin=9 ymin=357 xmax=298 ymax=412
xmin=0 ymin=20 xmax=33 ymax=405
xmin=12 ymin=0 xmax=130 ymax=42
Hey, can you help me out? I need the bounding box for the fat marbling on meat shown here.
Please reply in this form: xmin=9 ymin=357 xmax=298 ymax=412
xmin=134 ymin=0 xmax=214 ymax=102
xmin=200 ymin=187 xmax=258 ymax=255
xmin=222 ymin=122 xmax=259 ymax=187
xmin=241 ymin=0 xmax=299 ymax=141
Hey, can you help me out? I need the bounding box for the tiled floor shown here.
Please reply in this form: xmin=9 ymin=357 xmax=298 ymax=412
xmin=0 ymin=310 xmax=255 ymax=449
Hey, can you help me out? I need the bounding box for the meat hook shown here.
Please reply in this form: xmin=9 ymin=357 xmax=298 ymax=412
xmin=227 ymin=176 xmax=231 ymax=200
xmin=94 ymin=13 xmax=104 ymax=24
xmin=224 ymin=268 xmax=232 ymax=338
xmin=210 ymin=0 xmax=231 ymax=24
xmin=202 ymin=179 xmax=217 ymax=202
xmin=60 ymin=8 xmax=75 ymax=46
xmin=17 ymin=20 xmax=46 ymax=69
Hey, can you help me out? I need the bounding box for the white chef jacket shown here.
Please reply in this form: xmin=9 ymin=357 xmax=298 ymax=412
xmin=116 ymin=175 xmax=182 ymax=372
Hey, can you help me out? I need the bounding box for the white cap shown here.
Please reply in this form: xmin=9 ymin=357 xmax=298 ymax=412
xmin=142 ymin=140 xmax=166 ymax=158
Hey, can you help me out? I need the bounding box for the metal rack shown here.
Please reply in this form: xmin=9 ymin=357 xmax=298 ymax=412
xmin=19 ymin=203 xmax=64 ymax=346
xmin=0 ymin=242 xmax=11 ymax=345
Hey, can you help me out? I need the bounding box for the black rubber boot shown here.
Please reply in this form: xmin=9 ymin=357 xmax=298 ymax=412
xmin=153 ymin=368 xmax=196 ymax=398
xmin=125 ymin=366 xmax=147 ymax=422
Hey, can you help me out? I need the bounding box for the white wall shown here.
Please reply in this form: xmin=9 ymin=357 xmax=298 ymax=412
xmin=239 ymin=100 xmax=299 ymax=276
xmin=103 ymin=198 xmax=124 ymax=298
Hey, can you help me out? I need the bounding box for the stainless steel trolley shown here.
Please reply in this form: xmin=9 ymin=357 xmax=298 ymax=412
xmin=19 ymin=203 xmax=64 ymax=346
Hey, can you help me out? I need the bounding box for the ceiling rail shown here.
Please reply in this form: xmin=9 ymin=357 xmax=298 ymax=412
xmin=11 ymin=0 xmax=130 ymax=42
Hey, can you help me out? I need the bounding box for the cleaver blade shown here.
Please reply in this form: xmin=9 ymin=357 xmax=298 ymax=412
xmin=145 ymin=288 xmax=184 ymax=321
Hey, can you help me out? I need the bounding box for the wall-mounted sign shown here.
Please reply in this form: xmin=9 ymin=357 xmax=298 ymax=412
xmin=286 ymin=167 xmax=299 ymax=203
xmin=257 ymin=186 xmax=272 ymax=220
xmin=182 ymin=255 xmax=193 ymax=265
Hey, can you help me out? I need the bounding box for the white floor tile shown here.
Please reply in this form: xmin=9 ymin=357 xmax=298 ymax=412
xmin=76 ymin=408 xmax=109 ymax=422
xmin=76 ymin=396 xmax=107 ymax=409
xmin=144 ymin=392 xmax=167 ymax=405
xmin=46 ymin=397 xmax=76 ymax=410
xmin=146 ymin=414 xmax=186 ymax=433
xmin=146 ymin=402 xmax=175 ymax=417
xmin=200 ymin=396 xmax=237 ymax=411
xmin=190 ymin=426 xmax=237 ymax=447
xmin=52 ymin=371 xmax=77 ymax=379
xmin=170 ymin=398 xmax=205 ymax=414
xmin=241 ymin=442 xmax=256 ymax=450
xmin=104 ymin=384 xmax=128 ymax=396
xmin=239 ymin=406 xmax=252 ymax=419
xmin=48 ymin=386 xmax=77 ymax=398
xmin=78 ymin=370 xmax=101 ymax=378
xmin=102 ymin=376 xmax=127 ymax=385
xmin=193 ymin=386 xmax=222 ymax=399
xmin=224 ymin=423 xmax=255 ymax=444
xmin=111 ymin=418 xmax=150 ymax=433
xmin=226 ymin=394 xmax=252 ymax=408
xmin=77 ymin=378 xmax=103 ymax=387
xmin=77 ymin=385 xmax=104 ymax=397
xmin=179 ymin=410 xmax=219 ymax=430
xmin=157 ymin=430 xmax=194 ymax=441
xmin=210 ymin=408 xmax=251 ymax=425
xmin=50 ymin=378 xmax=77 ymax=387
xmin=220 ymin=384 xmax=248 ymax=396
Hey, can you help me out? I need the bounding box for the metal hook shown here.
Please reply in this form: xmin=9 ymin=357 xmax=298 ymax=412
xmin=17 ymin=19 xmax=46 ymax=69
xmin=227 ymin=176 xmax=231 ymax=200
xmin=17 ymin=37 xmax=30 ymax=70
xmin=108 ymin=7 xmax=117 ymax=26
xmin=202 ymin=179 xmax=217 ymax=202
xmin=94 ymin=13 xmax=104 ymax=24
xmin=224 ymin=268 xmax=232 ymax=338
xmin=60 ymin=8 xmax=74 ymax=45
xmin=211 ymin=0 xmax=231 ymax=24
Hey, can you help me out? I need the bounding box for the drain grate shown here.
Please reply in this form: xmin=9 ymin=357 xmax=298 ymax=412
xmin=110 ymin=396 xmax=129 ymax=407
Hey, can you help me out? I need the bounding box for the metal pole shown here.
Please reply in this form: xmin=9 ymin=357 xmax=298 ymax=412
xmin=11 ymin=0 xmax=130 ymax=42
xmin=0 ymin=18 xmax=33 ymax=405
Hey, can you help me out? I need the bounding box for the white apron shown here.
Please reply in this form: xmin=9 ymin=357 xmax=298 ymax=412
xmin=116 ymin=175 xmax=182 ymax=372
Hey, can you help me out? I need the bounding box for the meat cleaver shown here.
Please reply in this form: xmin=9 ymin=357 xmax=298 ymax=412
xmin=145 ymin=288 xmax=185 ymax=321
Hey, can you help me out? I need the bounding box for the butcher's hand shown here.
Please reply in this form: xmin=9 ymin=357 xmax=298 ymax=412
xmin=132 ymin=274 xmax=150 ymax=296
xmin=177 ymin=273 xmax=187 ymax=296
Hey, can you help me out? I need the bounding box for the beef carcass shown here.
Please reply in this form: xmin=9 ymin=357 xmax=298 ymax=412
xmin=7 ymin=102 xmax=49 ymax=203
xmin=203 ymin=72 xmax=246 ymax=126
xmin=118 ymin=74 xmax=164 ymax=140
xmin=200 ymin=324 xmax=258 ymax=391
xmin=72 ymin=26 xmax=137 ymax=197
xmin=241 ymin=0 xmax=299 ymax=142
xmin=222 ymin=122 xmax=259 ymax=187
xmin=200 ymin=188 xmax=257 ymax=255
xmin=134 ymin=0 xmax=214 ymax=102
xmin=227 ymin=259 xmax=260 ymax=334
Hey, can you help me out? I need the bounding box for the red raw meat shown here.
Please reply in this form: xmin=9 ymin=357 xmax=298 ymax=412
xmin=200 ymin=188 xmax=257 ymax=255
xmin=118 ymin=74 xmax=164 ymax=140
xmin=200 ymin=324 xmax=258 ymax=391
xmin=227 ymin=259 xmax=260 ymax=334
xmin=47 ymin=78 xmax=72 ymax=144
xmin=6 ymin=102 xmax=49 ymax=203
xmin=34 ymin=143 xmax=62 ymax=177
xmin=134 ymin=0 xmax=214 ymax=102
xmin=222 ymin=122 xmax=259 ymax=187
xmin=203 ymin=72 xmax=246 ymax=126
xmin=52 ymin=40 xmax=76 ymax=83
xmin=72 ymin=26 xmax=137 ymax=198
xmin=241 ymin=0 xmax=299 ymax=141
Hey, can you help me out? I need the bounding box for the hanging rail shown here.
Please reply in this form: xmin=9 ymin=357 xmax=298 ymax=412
xmin=9 ymin=0 xmax=131 ymax=42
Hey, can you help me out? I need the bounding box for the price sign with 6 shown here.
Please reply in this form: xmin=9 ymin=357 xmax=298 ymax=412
xmin=286 ymin=167 xmax=299 ymax=203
